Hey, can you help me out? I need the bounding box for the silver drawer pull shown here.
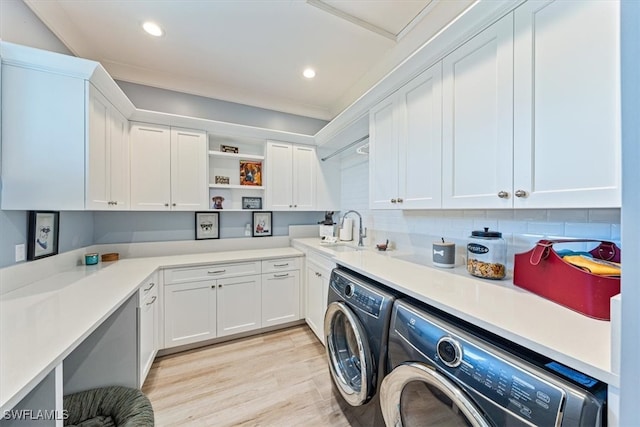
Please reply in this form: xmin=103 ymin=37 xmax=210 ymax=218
xmin=273 ymin=263 xmax=289 ymax=267
xmin=144 ymin=283 xmax=155 ymax=292
xmin=273 ymin=273 xmax=289 ymax=278
xmin=208 ymin=269 xmax=226 ymax=274
xmin=146 ymin=296 xmax=157 ymax=306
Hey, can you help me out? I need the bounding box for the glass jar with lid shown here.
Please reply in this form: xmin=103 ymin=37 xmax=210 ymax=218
xmin=467 ymin=227 xmax=506 ymax=280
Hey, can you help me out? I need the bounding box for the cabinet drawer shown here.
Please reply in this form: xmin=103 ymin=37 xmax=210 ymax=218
xmin=164 ymin=261 xmax=261 ymax=284
xmin=261 ymin=257 xmax=301 ymax=273
xmin=138 ymin=272 xmax=158 ymax=303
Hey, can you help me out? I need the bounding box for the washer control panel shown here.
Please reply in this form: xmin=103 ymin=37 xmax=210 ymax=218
xmin=392 ymin=303 xmax=567 ymax=427
xmin=330 ymin=270 xmax=384 ymax=318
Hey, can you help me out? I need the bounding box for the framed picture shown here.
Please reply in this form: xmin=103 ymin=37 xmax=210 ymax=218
xmin=252 ymin=211 xmax=273 ymax=237
xmin=27 ymin=211 xmax=60 ymax=261
xmin=220 ymin=144 xmax=238 ymax=153
xmin=240 ymin=160 xmax=262 ymax=186
xmin=195 ymin=212 xmax=220 ymax=240
xmin=242 ymin=196 xmax=262 ymax=210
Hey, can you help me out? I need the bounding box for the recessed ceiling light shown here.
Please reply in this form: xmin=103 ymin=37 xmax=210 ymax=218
xmin=143 ymin=21 xmax=164 ymax=37
xmin=303 ymin=68 xmax=316 ymax=79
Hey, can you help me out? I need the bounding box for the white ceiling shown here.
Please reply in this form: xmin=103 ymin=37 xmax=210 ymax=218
xmin=23 ymin=0 xmax=473 ymax=121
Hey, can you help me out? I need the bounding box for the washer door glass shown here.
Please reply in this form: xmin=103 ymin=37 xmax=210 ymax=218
xmin=324 ymin=301 xmax=373 ymax=407
xmin=381 ymin=363 xmax=491 ymax=427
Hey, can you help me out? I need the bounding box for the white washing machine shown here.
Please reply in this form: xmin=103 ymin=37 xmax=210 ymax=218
xmin=380 ymin=298 xmax=607 ymax=426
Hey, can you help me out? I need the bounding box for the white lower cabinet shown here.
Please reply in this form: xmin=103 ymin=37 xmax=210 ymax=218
xmin=304 ymin=252 xmax=335 ymax=345
xmin=162 ymin=257 xmax=301 ymax=349
xmin=262 ymin=270 xmax=300 ymax=327
xmin=217 ymin=275 xmax=262 ymax=337
xmin=138 ymin=272 xmax=159 ymax=387
xmin=164 ymin=279 xmax=217 ymax=348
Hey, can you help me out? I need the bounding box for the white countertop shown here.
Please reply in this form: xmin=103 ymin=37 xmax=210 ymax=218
xmin=292 ymin=238 xmax=618 ymax=387
xmin=0 ymin=247 xmax=302 ymax=412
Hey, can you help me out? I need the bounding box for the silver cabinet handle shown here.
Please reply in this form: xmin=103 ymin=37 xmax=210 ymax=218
xmin=315 ymin=272 xmax=322 ymax=277
xmin=211 ymin=285 xmax=215 ymax=289
xmin=172 ymin=203 xmax=176 ymax=206
xmin=391 ymin=198 xmax=397 ymax=203
xmin=515 ymin=189 xmax=528 ymax=198
xmin=208 ymin=269 xmax=226 ymax=274
xmin=218 ymin=284 xmax=222 ymax=288
xmin=497 ymin=191 xmax=509 ymax=199
xmin=145 ymin=296 xmax=157 ymax=306
xmin=273 ymin=263 xmax=289 ymax=267
xmin=144 ymin=283 xmax=155 ymax=292
xmin=273 ymin=273 xmax=289 ymax=278
xmin=294 ymin=204 xmax=297 ymax=207
xmin=397 ymin=198 xmax=403 ymax=203
xmin=164 ymin=203 xmax=169 ymax=207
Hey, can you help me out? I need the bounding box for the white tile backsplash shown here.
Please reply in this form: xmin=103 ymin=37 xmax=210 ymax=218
xmin=341 ymin=158 xmax=622 ymax=266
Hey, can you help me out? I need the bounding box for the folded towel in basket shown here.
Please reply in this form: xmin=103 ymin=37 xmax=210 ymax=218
xmin=563 ymin=255 xmax=621 ymax=276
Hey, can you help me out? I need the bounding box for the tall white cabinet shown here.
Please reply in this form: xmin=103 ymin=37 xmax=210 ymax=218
xmin=86 ymin=84 xmax=130 ymax=210
xmin=441 ymin=13 xmax=514 ymax=209
xmin=265 ymin=141 xmax=316 ymax=210
xmin=369 ymin=63 xmax=443 ymax=209
xmin=130 ymin=123 xmax=208 ymax=211
xmin=512 ymin=0 xmax=621 ymax=208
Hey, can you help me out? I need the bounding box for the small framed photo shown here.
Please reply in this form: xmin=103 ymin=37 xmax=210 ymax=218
xmin=220 ymin=144 xmax=238 ymax=153
xmin=27 ymin=211 xmax=60 ymax=261
xmin=240 ymin=160 xmax=262 ymax=186
xmin=242 ymin=196 xmax=262 ymax=210
xmin=195 ymin=212 xmax=220 ymax=240
xmin=252 ymin=211 xmax=273 ymax=237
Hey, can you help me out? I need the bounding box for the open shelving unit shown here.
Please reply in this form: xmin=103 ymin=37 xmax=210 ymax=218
xmin=208 ymin=134 xmax=267 ymax=211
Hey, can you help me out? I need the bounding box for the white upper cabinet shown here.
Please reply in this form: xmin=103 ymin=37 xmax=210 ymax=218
xmin=170 ymin=128 xmax=209 ymax=210
xmin=265 ymin=141 xmax=316 ymax=210
xmin=512 ymin=0 xmax=621 ymax=208
xmin=369 ymin=97 xmax=398 ymax=209
xmin=86 ymin=84 xmax=130 ymax=210
xmin=369 ymin=63 xmax=443 ymax=209
xmin=130 ymin=123 xmax=207 ymax=211
xmin=442 ymin=12 xmax=514 ymax=209
xmin=1 ymin=66 xmax=87 ymax=210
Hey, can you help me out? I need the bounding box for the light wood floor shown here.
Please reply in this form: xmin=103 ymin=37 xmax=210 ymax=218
xmin=143 ymin=325 xmax=354 ymax=427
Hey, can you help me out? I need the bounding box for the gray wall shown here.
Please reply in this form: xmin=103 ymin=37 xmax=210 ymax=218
xmin=93 ymin=211 xmax=323 ymax=244
xmin=117 ymin=81 xmax=327 ymax=136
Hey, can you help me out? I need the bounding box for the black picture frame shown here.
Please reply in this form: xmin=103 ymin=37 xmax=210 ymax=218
xmin=27 ymin=211 xmax=60 ymax=261
xmin=252 ymin=211 xmax=273 ymax=237
xmin=242 ymin=196 xmax=262 ymax=210
xmin=195 ymin=212 xmax=220 ymax=240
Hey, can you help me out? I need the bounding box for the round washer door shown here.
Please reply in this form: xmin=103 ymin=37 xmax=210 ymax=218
xmin=380 ymin=363 xmax=491 ymax=427
xmin=324 ymin=301 xmax=374 ymax=407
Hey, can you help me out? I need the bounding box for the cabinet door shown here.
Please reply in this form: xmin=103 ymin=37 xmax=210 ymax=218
xmin=170 ymin=128 xmax=208 ymax=210
xmin=305 ymin=261 xmax=329 ymax=344
xmin=262 ymin=270 xmax=300 ymax=328
xmin=513 ymin=0 xmax=621 ymax=208
xmin=164 ymin=280 xmax=216 ymax=348
xmin=398 ymin=63 xmax=443 ymax=209
xmin=86 ymin=86 xmax=111 ymax=210
xmin=266 ymin=141 xmax=294 ymax=209
xmin=292 ymin=145 xmax=317 ymax=210
xmin=138 ymin=283 xmax=158 ymax=387
xmin=442 ymin=13 xmax=514 ymax=209
xmin=217 ymin=275 xmax=262 ymax=337
xmin=108 ymin=108 xmax=130 ymax=209
xmin=369 ymin=96 xmax=400 ymax=209
xmin=130 ymin=123 xmax=172 ymax=210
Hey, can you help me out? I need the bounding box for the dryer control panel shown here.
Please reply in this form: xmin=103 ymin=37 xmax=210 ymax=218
xmin=330 ymin=270 xmax=385 ymax=318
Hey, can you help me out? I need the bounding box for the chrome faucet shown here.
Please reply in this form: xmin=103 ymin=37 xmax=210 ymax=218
xmin=340 ymin=210 xmax=367 ymax=247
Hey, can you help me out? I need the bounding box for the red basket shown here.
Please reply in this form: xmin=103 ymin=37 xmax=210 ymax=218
xmin=513 ymin=239 xmax=621 ymax=320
